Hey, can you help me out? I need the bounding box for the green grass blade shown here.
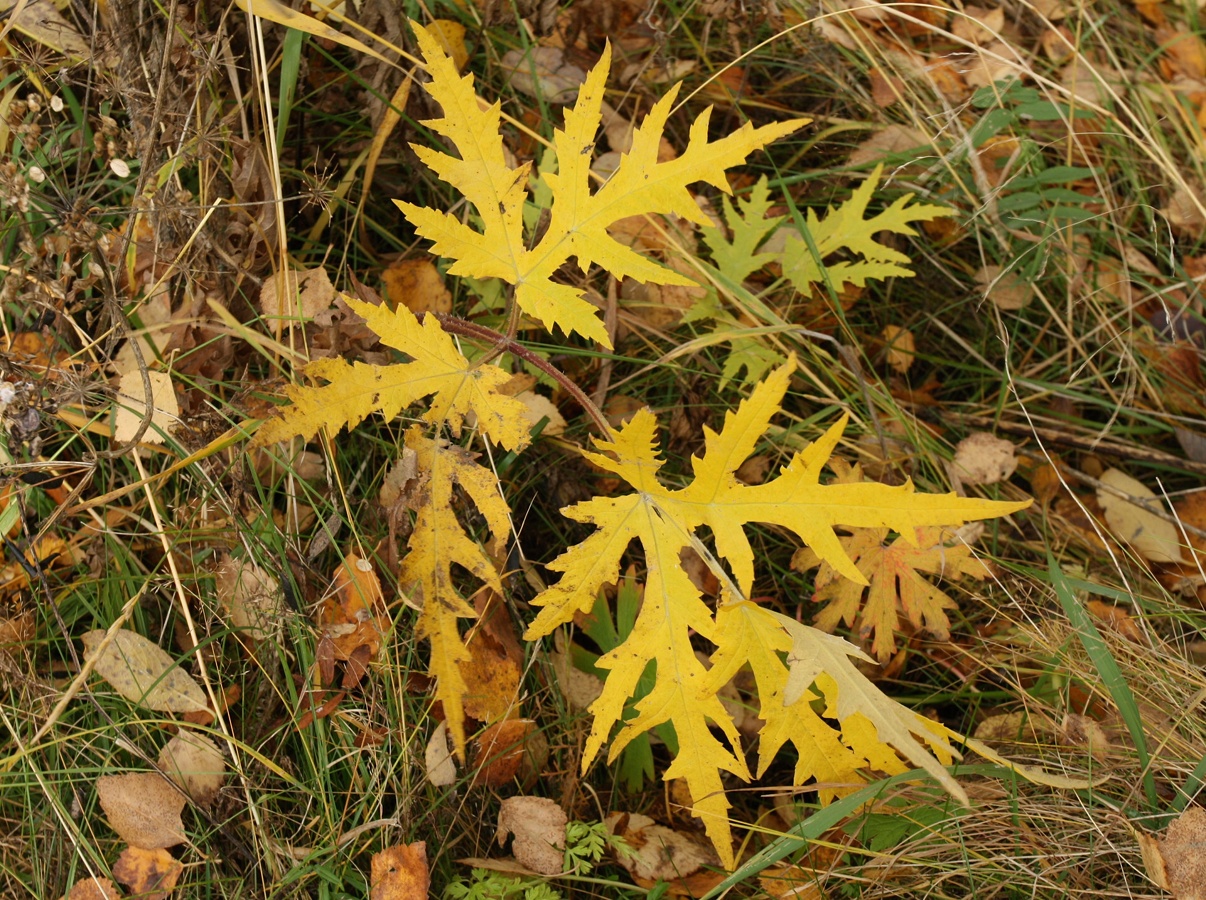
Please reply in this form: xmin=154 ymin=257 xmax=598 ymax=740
xmin=1046 ymin=551 xmax=1157 ymax=807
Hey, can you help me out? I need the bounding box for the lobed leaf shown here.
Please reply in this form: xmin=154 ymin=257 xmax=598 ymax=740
xmin=253 ymin=297 xmax=531 ymax=451
xmin=526 ymin=357 xmax=1027 ymax=865
xmin=400 ymin=427 xmax=513 ymax=756
xmin=397 ymin=22 xmax=808 ymax=347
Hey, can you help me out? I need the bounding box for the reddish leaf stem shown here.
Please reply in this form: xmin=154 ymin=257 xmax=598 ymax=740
xmin=429 ymin=313 xmax=614 ymax=439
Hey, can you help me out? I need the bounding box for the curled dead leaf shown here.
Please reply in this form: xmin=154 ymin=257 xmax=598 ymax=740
xmin=497 ymin=796 xmax=566 ymax=876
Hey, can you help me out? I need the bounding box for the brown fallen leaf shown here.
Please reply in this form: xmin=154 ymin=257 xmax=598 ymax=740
xmin=113 ymin=371 xmax=178 ymax=446
xmin=61 ymin=877 xmax=123 ymax=900
xmin=158 ymin=731 xmax=226 ymax=806
xmin=112 ymin=846 xmax=183 ymax=900
xmin=425 ymin=721 xmax=458 ymax=787
xmin=472 ymin=718 xmax=547 ymax=788
xmin=604 ymin=812 xmax=724 ymax=894
xmin=215 ymin=554 xmax=281 ymax=645
xmin=1085 ymin=600 xmax=1145 ymax=644
xmin=82 ymin=630 xmax=208 ymax=713
xmin=881 ymin=324 xmax=915 ymax=375
xmin=383 ymin=257 xmax=452 ymax=315
xmin=497 ymin=796 xmax=566 ymax=876
xmin=952 ymin=432 xmax=1017 ymax=486
xmin=1096 ymin=468 xmax=1185 ymax=564
xmin=976 ymin=264 xmax=1032 ymax=310
xmin=259 ymin=266 xmax=335 ymax=322
xmin=96 ymin=773 xmax=187 ymax=850
xmin=370 ymin=842 xmax=430 ymax=900
xmin=1140 ymin=807 xmax=1206 ymax=899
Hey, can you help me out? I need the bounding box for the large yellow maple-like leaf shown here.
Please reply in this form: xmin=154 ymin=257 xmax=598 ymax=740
xmin=396 ymin=22 xmax=808 ymax=347
xmin=399 ymin=426 xmax=512 ymax=757
xmin=252 ymin=297 xmax=530 ymax=451
xmin=525 ymin=358 xmax=1029 ymax=866
xmin=795 ymin=524 xmax=991 ymax=663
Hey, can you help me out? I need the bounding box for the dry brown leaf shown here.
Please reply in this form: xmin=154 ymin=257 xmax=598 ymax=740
xmin=96 ymin=773 xmax=187 ymax=850
xmin=1142 ymin=807 xmax=1206 ymax=898
xmin=215 ymin=554 xmax=281 ymax=644
xmin=472 ymin=718 xmax=545 ymax=787
xmin=881 ymin=324 xmax=915 ymax=375
xmin=604 ymin=812 xmax=723 ymax=890
xmin=370 ymin=842 xmax=430 ymax=900
xmin=1164 ymin=183 xmax=1206 ymax=238
xmin=425 ymin=721 xmax=458 ymax=787
xmin=61 ymin=877 xmax=123 ymax=900
xmin=112 ymin=846 xmax=183 ymax=900
xmin=1085 ymin=600 xmax=1145 ymax=644
xmin=82 ymin=630 xmax=207 ymax=713
xmin=497 ymin=796 xmax=566 ymax=876
xmin=382 ymin=258 xmax=452 ymax=315
xmin=1096 ymin=468 xmax=1185 ymax=564
xmin=499 ymin=47 xmax=585 ymax=103
xmin=952 ymin=432 xmax=1017 ymax=485
xmin=976 ymin=264 xmax=1032 ymax=310
xmin=758 ymin=865 xmax=825 ymax=900
xmin=158 ymin=731 xmax=226 ymax=806
xmin=260 ymin=267 xmax=335 ymax=321
xmin=952 ymin=5 xmax=1004 ymax=45
xmin=460 ymin=589 xmax=524 ymax=724
xmin=848 ymin=123 xmax=934 ymax=169
xmin=550 ymin=642 xmax=604 ymax=711
xmin=113 ymin=371 xmax=178 ymax=445
xmin=515 ymin=391 xmax=566 ymax=437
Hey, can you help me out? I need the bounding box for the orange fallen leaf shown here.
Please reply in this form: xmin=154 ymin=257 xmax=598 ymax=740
xmin=61 ymin=877 xmax=123 ymax=900
xmin=1085 ymin=600 xmax=1145 ymax=644
xmin=370 ymin=841 xmax=430 ymax=900
xmin=112 ymin=846 xmax=183 ymax=900
xmin=383 ymin=257 xmax=452 ymax=315
xmin=471 ymin=718 xmax=544 ymax=788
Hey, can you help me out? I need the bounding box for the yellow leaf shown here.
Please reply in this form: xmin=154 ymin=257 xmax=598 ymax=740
xmin=525 ymin=357 xmax=1028 ymax=866
xmin=796 ymin=525 xmax=990 ymax=662
xmin=252 ymin=297 xmax=531 ymax=451
xmin=396 ymin=21 xmax=808 ymax=346
xmin=401 ymin=427 xmax=512 ymax=756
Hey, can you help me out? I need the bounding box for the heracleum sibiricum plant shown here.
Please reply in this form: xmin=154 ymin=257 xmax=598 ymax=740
xmin=251 ymin=21 xmax=1029 ymax=867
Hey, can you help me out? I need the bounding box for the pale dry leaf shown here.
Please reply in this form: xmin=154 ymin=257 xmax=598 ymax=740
xmin=951 ymin=5 xmax=1004 ymax=45
xmin=847 ymin=124 xmax=934 ymax=169
xmin=976 ymin=264 xmax=1032 ymax=310
xmin=604 ymin=813 xmax=717 ymax=882
xmin=96 ymin=773 xmax=187 ymax=850
xmin=82 ymin=629 xmax=207 ymax=713
xmin=379 ymin=447 xmax=419 ymax=509
xmin=496 ymin=796 xmax=566 ymax=876
xmin=1030 ymin=0 xmax=1068 ymax=20
xmin=1096 ymin=467 xmax=1185 ymax=564
xmin=158 ymin=731 xmax=226 ymax=806
xmin=425 ymin=721 xmax=458 ymax=787
xmin=260 ymin=267 xmax=335 ymax=321
xmin=881 ymin=324 xmax=915 ymax=374
xmin=114 ymin=286 xmax=173 ymax=377
xmin=113 ymin=371 xmax=178 ymax=445
xmin=550 ymin=644 xmax=604 ymax=711
xmin=112 ymin=846 xmax=183 ymax=900
xmin=965 ymin=41 xmax=1024 ymax=88
xmin=499 ymin=47 xmax=585 ymax=103
xmin=1164 ymin=184 xmax=1206 ymax=239
xmin=1147 ymin=807 xmax=1206 ymax=899
xmin=515 ymin=391 xmax=566 ymax=437
xmin=215 ymin=554 xmax=281 ymax=643
xmin=953 ymin=432 xmax=1016 ymax=485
